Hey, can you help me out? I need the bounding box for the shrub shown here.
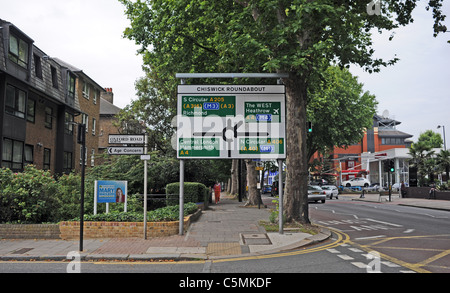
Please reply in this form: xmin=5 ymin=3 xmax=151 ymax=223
xmin=165 ymin=182 xmax=208 ymax=206
xmin=70 ymin=202 xmax=198 ymax=222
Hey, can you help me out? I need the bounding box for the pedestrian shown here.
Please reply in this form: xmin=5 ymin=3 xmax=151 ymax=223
xmin=400 ymin=181 xmax=407 ymax=198
xmin=214 ymin=181 xmax=221 ymax=204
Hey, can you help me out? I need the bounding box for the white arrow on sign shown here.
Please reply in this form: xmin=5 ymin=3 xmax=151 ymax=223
xmin=107 ymin=147 xmax=145 ymax=155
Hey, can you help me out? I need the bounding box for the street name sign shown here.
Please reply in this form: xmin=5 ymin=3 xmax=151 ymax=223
xmin=177 ymin=85 xmax=286 ymax=159
xmin=108 ymin=134 xmax=145 ymax=144
xmin=107 ymin=147 xmax=145 ymax=155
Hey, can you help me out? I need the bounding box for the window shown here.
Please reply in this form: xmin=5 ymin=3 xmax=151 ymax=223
xmin=45 ymin=107 xmax=53 ymax=129
xmin=80 ymin=146 xmax=87 ymax=166
xmin=68 ymin=73 xmax=76 ymax=99
xmin=2 ymin=138 xmax=23 ymax=171
xmin=65 ymin=112 xmax=74 ymax=135
xmin=9 ymin=34 xmax=29 ymax=68
xmin=27 ymin=99 xmax=35 ymax=123
xmin=93 ymin=90 xmax=98 ymax=104
xmin=82 ymin=81 xmax=90 ymax=99
xmin=81 ymin=113 xmax=89 ymax=133
xmin=5 ymin=85 xmax=26 ymax=119
xmin=63 ymin=152 xmax=73 ymax=173
xmin=33 ymin=54 xmax=42 ymax=78
xmin=43 ymin=148 xmax=51 ymax=170
xmin=92 ymin=118 xmax=96 ymax=135
xmin=24 ymin=145 xmax=33 ymax=166
xmin=51 ymin=66 xmax=58 ymax=88
xmin=91 ymin=149 xmax=95 ymax=167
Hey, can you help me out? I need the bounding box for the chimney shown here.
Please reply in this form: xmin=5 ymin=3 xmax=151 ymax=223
xmin=101 ymin=88 xmax=114 ymax=104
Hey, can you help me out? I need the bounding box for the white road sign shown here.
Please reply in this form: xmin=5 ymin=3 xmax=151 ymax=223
xmin=107 ymin=147 xmax=145 ymax=155
xmin=108 ymin=134 xmax=145 ymax=144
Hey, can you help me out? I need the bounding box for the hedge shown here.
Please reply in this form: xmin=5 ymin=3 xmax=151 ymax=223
xmin=70 ymin=202 xmax=198 ymax=222
xmin=165 ymin=182 xmax=209 ymax=206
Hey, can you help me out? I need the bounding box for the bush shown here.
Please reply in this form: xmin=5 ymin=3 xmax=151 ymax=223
xmin=0 ymin=165 xmax=59 ymax=223
xmin=165 ymin=182 xmax=208 ymax=206
xmin=70 ymin=202 xmax=198 ymax=222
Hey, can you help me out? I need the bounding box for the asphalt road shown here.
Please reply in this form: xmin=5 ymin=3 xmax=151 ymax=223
xmin=1 ymin=197 xmax=448 ymax=276
xmin=310 ymin=196 xmax=450 ymax=273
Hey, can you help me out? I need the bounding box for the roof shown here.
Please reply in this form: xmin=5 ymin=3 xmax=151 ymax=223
xmin=378 ymin=129 xmax=413 ymax=138
xmin=100 ymin=97 xmax=121 ymax=116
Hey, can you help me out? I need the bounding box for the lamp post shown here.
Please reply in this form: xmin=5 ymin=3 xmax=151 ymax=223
xmin=77 ymin=123 xmax=86 ymax=252
xmin=437 ymin=125 xmax=446 ymax=150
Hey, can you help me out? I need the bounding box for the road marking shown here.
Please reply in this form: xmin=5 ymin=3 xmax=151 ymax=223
xmin=338 ymin=254 xmax=354 ymax=260
xmin=348 ymin=248 xmax=363 ymax=253
xmin=326 ymin=248 xmax=340 ymax=253
xmin=351 ymin=262 xmax=367 ymax=269
xmin=365 ymin=218 xmax=402 ymax=227
xmin=381 ymin=261 xmax=400 ymax=267
xmin=354 ymin=235 xmax=386 ymax=240
xmin=403 ymin=229 xmax=415 ymax=234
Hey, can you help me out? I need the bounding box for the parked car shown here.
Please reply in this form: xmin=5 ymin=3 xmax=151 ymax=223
xmin=310 ymin=179 xmax=328 ymax=186
xmin=308 ymin=185 xmax=326 ymax=203
xmin=366 ymin=183 xmax=380 ymax=191
xmin=342 ymin=177 xmax=371 ymax=187
xmin=262 ymin=185 xmax=272 ymax=194
xmin=321 ymin=185 xmax=339 ymax=199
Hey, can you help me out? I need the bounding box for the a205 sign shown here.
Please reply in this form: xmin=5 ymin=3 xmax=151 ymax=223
xmin=176 ymin=85 xmax=286 ymax=159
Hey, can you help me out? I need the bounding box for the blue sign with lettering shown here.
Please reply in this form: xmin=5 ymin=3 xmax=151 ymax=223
xmin=203 ymin=102 xmax=220 ymax=110
xmin=96 ymin=180 xmax=127 ymax=203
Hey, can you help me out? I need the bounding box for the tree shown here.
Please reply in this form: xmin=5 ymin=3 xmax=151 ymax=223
xmin=408 ymin=141 xmax=435 ymax=186
xmin=417 ymin=130 xmax=444 ymax=149
xmin=306 ymin=66 xmax=378 ymax=161
xmin=436 ymin=149 xmax=450 ymax=182
xmin=119 ymin=0 xmax=447 ymax=224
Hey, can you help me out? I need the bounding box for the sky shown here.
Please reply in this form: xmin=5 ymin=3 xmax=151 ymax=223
xmin=1 ymin=0 xmax=449 ymax=143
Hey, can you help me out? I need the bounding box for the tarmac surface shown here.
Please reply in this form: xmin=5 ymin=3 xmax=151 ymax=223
xmin=0 ymin=192 xmax=449 ymax=262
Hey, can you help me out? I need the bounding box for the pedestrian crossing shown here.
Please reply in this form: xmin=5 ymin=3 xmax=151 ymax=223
xmin=326 ymin=242 xmax=416 ymax=273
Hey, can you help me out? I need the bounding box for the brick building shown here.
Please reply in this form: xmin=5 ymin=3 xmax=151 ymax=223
xmin=0 ymin=19 xmax=82 ymax=174
xmin=311 ymin=114 xmax=413 ymax=187
xmin=0 ymin=19 xmax=119 ymax=175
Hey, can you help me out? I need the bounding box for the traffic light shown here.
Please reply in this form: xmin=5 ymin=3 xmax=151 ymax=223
xmin=383 ymin=159 xmax=395 ymax=173
xmin=384 ymin=160 xmax=395 ymax=173
xmin=307 ymin=121 xmax=312 ymax=133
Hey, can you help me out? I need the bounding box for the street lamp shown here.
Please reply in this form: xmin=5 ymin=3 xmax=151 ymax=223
xmin=437 ymin=125 xmax=446 ymax=150
xmin=76 ymin=123 xmax=86 ymax=252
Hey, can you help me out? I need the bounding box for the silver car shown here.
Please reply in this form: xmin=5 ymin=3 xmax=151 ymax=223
xmin=308 ymin=185 xmax=326 ymax=203
xmin=321 ymin=185 xmax=339 ymax=199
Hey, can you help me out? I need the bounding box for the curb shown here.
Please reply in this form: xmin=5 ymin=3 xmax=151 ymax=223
xmin=0 ymin=228 xmax=331 ymax=262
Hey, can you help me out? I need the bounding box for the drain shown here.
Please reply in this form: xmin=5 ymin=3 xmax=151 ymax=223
xmin=10 ymin=248 xmax=34 ymax=254
xmin=241 ymin=233 xmax=271 ymax=245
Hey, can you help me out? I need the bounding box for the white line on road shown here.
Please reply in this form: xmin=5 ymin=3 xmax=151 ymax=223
xmin=354 ymin=235 xmax=386 ymax=240
xmin=365 ymin=218 xmax=403 ymax=227
xmin=337 ymin=254 xmax=354 ymax=260
xmin=403 ymin=229 xmax=415 ymax=234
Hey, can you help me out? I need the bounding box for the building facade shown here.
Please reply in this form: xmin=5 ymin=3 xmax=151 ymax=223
xmin=0 ymin=19 xmax=114 ymax=175
xmin=311 ymin=114 xmax=413 ymax=187
xmin=0 ymin=19 xmax=83 ymax=174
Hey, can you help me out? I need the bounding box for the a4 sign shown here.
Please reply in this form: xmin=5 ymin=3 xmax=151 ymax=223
xmin=176 ymin=85 xmax=286 ymax=159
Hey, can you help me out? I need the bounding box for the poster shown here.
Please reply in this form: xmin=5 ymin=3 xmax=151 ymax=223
xmin=96 ymin=180 xmax=127 ymax=203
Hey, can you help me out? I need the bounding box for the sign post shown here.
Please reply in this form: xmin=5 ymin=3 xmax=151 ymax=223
xmin=176 ymin=74 xmax=288 ymax=234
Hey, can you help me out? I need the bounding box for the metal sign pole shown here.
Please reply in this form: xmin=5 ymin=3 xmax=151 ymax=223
xmin=143 ymin=133 xmax=148 ymax=239
xmin=179 ymin=159 xmax=185 ymax=235
xmin=278 ymin=159 xmax=284 ymax=234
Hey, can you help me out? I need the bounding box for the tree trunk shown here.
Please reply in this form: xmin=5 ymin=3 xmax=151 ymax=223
xmin=283 ymin=74 xmax=310 ymax=224
xmin=230 ymin=159 xmax=238 ymax=195
xmin=245 ymin=160 xmax=260 ymax=206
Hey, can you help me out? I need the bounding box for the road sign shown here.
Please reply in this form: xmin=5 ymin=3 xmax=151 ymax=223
xmin=107 ymin=147 xmax=145 ymax=155
xmin=108 ymin=134 xmax=145 ymax=144
xmin=176 ymin=85 xmax=286 ymax=159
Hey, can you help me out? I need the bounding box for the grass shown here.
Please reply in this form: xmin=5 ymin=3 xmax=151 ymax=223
xmin=259 ymin=220 xmax=321 ymax=235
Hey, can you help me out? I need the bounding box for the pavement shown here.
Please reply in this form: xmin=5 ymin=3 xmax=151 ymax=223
xmin=0 ymin=192 xmax=449 ymax=262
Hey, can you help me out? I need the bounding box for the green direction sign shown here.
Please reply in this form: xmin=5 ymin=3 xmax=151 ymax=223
xmin=178 ymin=137 xmax=220 ymax=157
xmin=239 ymin=138 xmax=285 ymax=155
xmin=244 ymin=101 xmax=281 ymax=123
xmin=181 ymin=96 xmax=235 ymax=117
